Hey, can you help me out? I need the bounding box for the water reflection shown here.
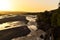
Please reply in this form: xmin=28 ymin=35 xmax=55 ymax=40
xmin=0 ymin=14 xmax=17 ymax=19
xmin=0 ymin=21 xmax=26 ymax=30
xmin=0 ymin=14 xmax=37 ymax=30
xmin=0 ymin=14 xmax=46 ymax=40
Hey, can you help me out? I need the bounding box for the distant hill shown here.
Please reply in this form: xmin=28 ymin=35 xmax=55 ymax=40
xmin=0 ymin=7 xmax=59 ymax=15
xmin=0 ymin=7 xmax=60 ymax=27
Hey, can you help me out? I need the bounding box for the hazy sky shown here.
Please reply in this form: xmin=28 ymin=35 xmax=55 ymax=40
xmin=0 ymin=0 xmax=59 ymax=12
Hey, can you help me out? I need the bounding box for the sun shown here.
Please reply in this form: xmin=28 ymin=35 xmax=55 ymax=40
xmin=0 ymin=0 xmax=11 ymax=11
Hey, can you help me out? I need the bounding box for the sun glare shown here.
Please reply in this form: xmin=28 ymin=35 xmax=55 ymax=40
xmin=0 ymin=0 xmax=11 ymax=11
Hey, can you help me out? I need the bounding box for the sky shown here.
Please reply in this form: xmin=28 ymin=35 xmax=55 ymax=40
xmin=0 ymin=0 xmax=59 ymax=12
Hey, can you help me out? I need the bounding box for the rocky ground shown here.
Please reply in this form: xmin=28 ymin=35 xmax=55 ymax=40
xmin=11 ymin=29 xmax=46 ymax=40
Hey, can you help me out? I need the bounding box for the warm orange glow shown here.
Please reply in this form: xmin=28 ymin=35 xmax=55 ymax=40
xmin=0 ymin=0 xmax=59 ymax=12
xmin=0 ymin=0 xmax=11 ymax=11
xmin=11 ymin=0 xmax=59 ymax=12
